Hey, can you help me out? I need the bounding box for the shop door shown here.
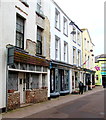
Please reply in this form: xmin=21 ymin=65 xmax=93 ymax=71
xmin=102 ymin=75 xmax=106 ymax=88
xmin=19 ymin=73 xmax=26 ymax=104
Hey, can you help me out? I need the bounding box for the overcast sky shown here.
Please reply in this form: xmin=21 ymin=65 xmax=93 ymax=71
xmin=54 ymin=0 xmax=104 ymax=56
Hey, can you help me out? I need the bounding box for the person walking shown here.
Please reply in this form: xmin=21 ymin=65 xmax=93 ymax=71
xmin=79 ymin=81 xmax=84 ymax=94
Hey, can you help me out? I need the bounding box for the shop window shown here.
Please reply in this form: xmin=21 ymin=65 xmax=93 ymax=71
xmin=8 ymin=71 xmax=18 ymax=91
xmin=43 ymin=67 xmax=47 ymax=72
xmin=29 ymin=64 xmax=35 ymax=71
xmin=20 ymin=63 xmax=27 ymax=70
xmin=101 ymin=63 xmax=106 ymax=71
xmin=30 ymin=74 xmax=39 ymax=89
xmin=50 ymin=69 xmax=55 ymax=92
xmin=36 ymin=66 xmax=42 ymax=71
xmin=42 ymin=75 xmax=47 ymax=87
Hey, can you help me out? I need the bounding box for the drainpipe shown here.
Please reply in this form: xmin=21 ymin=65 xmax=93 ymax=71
xmin=6 ymin=46 xmax=9 ymax=112
xmin=6 ymin=44 xmax=13 ymax=112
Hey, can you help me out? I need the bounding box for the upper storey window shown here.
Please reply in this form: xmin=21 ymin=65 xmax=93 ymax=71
xmin=36 ymin=27 xmax=43 ymax=55
xmin=55 ymin=36 xmax=61 ymax=60
xmin=72 ymin=26 xmax=76 ymax=42
xmin=16 ymin=15 xmax=25 ymax=49
xmin=37 ymin=0 xmax=43 ymax=15
xmin=55 ymin=8 xmax=60 ymax=30
xmin=77 ymin=31 xmax=81 ymax=45
xmin=63 ymin=17 xmax=68 ymax=36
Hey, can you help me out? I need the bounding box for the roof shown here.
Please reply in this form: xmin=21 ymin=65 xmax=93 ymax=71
xmin=95 ymin=54 xmax=106 ymax=62
xmin=81 ymin=28 xmax=95 ymax=46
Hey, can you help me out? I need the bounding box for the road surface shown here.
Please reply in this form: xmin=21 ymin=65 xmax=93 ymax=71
xmin=25 ymin=90 xmax=104 ymax=118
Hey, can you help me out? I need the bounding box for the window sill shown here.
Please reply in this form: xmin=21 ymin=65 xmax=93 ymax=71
xmin=55 ymin=27 xmax=61 ymax=32
xmin=36 ymin=11 xmax=45 ymax=19
xmin=73 ymin=40 xmax=76 ymax=43
xmin=20 ymin=1 xmax=29 ymax=7
xmin=36 ymin=54 xmax=46 ymax=58
xmin=78 ymin=43 xmax=81 ymax=46
xmin=63 ymin=33 xmax=68 ymax=37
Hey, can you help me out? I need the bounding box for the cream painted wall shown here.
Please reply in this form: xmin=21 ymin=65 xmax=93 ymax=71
xmin=82 ymin=29 xmax=95 ymax=70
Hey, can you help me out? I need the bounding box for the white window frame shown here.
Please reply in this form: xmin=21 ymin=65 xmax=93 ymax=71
xmin=72 ymin=26 xmax=76 ymax=42
xmin=63 ymin=17 xmax=68 ymax=36
xmin=55 ymin=36 xmax=61 ymax=60
xmin=64 ymin=42 xmax=68 ymax=62
xmin=77 ymin=31 xmax=80 ymax=45
xmin=78 ymin=50 xmax=81 ymax=66
xmin=37 ymin=0 xmax=43 ymax=14
xmin=73 ymin=47 xmax=76 ymax=65
xmin=55 ymin=8 xmax=60 ymax=30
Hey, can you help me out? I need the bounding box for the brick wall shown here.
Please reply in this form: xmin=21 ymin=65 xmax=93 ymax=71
xmin=26 ymin=88 xmax=48 ymax=103
xmin=8 ymin=92 xmax=20 ymax=111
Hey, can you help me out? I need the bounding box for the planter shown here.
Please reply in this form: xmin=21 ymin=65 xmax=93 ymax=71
xmin=8 ymin=89 xmax=14 ymax=93
xmin=42 ymin=87 xmax=47 ymax=89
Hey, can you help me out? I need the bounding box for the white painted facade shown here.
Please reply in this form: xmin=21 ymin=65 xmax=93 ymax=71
xmin=0 ymin=0 xmax=36 ymax=111
xmin=47 ymin=0 xmax=83 ymax=93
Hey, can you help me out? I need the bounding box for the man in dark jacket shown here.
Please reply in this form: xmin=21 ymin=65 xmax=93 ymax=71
xmin=79 ymin=81 xmax=84 ymax=94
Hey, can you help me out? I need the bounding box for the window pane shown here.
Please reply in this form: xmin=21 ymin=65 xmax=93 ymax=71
xmin=16 ymin=15 xmax=24 ymax=49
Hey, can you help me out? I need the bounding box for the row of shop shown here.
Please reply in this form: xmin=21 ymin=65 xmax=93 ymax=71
xmin=7 ymin=47 xmax=95 ymax=111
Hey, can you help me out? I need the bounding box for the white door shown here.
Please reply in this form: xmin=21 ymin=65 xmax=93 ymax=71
xmin=18 ymin=73 xmax=26 ymax=104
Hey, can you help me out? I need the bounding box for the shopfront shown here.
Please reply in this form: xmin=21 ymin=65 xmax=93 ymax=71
xmin=83 ymin=68 xmax=95 ymax=90
xmin=50 ymin=61 xmax=72 ymax=97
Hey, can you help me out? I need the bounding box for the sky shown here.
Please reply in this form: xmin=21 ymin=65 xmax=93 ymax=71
xmin=54 ymin=0 xmax=104 ymax=56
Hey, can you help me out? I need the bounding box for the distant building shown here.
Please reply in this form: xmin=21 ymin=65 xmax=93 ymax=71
xmin=95 ymin=54 xmax=106 ymax=86
xmin=81 ymin=29 xmax=95 ymax=90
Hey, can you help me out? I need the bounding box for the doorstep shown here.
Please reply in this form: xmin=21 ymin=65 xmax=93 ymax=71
xmin=20 ymin=103 xmax=34 ymax=108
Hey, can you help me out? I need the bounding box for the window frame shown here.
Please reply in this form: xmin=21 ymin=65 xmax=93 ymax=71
xmin=55 ymin=36 xmax=61 ymax=60
xmin=16 ymin=14 xmax=25 ymax=49
xmin=64 ymin=42 xmax=68 ymax=62
xmin=55 ymin=8 xmax=60 ymax=31
xmin=73 ymin=47 xmax=76 ymax=65
xmin=63 ymin=16 xmax=68 ymax=36
xmin=36 ymin=27 xmax=43 ymax=55
xmin=72 ymin=26 xmax=76 ymax=43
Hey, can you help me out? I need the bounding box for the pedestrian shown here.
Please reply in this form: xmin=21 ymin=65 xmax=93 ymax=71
xmin=79 ymin=81 xmax=84 ymax=94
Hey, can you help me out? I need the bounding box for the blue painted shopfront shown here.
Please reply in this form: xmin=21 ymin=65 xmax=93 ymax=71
xmin=50 ymin=61 xmax=71 ymax=97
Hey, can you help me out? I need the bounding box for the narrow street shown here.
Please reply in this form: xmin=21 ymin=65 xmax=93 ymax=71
xmin=25 ymin=90 xmax=104 ymax=118
xmin=2 ymin=87 xmax=104 ymax=119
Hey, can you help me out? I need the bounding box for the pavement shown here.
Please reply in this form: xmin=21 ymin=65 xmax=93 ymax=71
xmin=1 ymin=86 xmax=104 ymax=119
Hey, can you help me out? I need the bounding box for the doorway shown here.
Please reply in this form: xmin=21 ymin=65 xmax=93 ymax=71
xmin=102 ymin=75 xmax=106 ymax=88
xmin=18 ymin=73 xmax=26 ymax=104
